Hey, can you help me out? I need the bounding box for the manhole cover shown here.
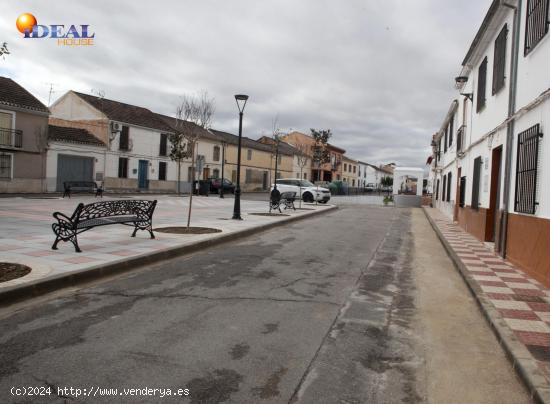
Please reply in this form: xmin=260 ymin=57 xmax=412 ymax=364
xmin=154 ymin=227 xmax=222 ymax=234
xmin=248 ymin=213 xmax=290 ymax=217
xmin=0 ymin=262 xmax=32 ymax=283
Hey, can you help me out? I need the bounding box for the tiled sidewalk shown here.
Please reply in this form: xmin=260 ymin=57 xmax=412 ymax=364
xmin=0 ymin=195 xmax=333 ymax=290
xmin=425 ymin=207 xmax=550 ymax=389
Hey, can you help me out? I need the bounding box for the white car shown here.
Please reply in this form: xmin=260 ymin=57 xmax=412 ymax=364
xmin=271 ymin=179 xmax=331 ymax=203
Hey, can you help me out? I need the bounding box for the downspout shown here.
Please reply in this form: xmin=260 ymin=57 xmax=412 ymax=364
xmin=499 ymin=0 xmax=521 ymax=255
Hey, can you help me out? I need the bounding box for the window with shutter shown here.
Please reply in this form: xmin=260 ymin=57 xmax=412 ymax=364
xmin=442 ymin=175 xmax=447 ymax=203
xmin=119 ymin=126 xmax=129 ymax=151
xmin=159 ymin=134 xmax=168 ymax=156
xmin=449 ymin=116 xmax=454 ymax=147
xmin=118 ymin=157 xmax=128 ymax=178
xmin=158 ymin=161 xmax=167 ymax=181
xmin=471 ymin=156 xmax=482 ymax=210
xmin=446 ymin=172 xmax=452 ymax=202
xmin=493 ymin=25 xmax=508 ymax=94
xmin=213 ymin=146 xmax=220 ymax=162
xmin=435 ymin=179 xmax=440 ymax=201
xmin=459 ymin=176 xmax=467 ymax=207
xmin=477 ymin=57 xmax=488 ymax=112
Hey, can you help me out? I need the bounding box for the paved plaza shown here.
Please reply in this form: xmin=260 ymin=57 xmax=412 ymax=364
xmin=0 ymin=194 xmax=332 ymax=290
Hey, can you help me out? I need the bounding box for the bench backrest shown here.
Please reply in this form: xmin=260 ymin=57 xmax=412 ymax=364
xmin=280 ymin=191 xmax=296 ymax=200
xmin=74 ymin=200 xmax=157 ymax=222
xmin=64 ymin=181 xmax=98 ymax=190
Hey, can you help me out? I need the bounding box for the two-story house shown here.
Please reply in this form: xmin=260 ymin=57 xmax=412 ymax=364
xmin=282 ymin=131 xmax=345 ymax=182
xmin=211 ymin=130 xmax=294 ymax=192
xmin=0 ymin=77 xmax=50 ymax=193
xmin=49 ymin=91 xmax=177 ymax=192
xmin=429 ymin=0 xmax=550 ymax=285
xmin=342 ymin=156 xmax=358 ymax=187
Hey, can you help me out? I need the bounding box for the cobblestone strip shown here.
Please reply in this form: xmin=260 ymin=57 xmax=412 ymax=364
xmin=424 ymin=207 xmax=550 ymax=403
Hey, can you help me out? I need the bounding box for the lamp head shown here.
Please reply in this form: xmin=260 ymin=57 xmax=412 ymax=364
xmin=234 ymin=94 xmax=249 ymax=113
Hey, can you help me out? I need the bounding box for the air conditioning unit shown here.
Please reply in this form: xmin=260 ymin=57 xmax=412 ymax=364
xmin=111 ymin=122 xmax=121 ymax=133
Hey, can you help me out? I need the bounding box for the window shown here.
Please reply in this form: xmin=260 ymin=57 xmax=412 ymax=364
xmin=515 ymin=124 xmax=543 ymax=214
xmin=446 ymin=172 xmax=452 ymax=202
xmin=493 ymin=25 xmax=508 ymax=94
xmin=119 ymin=126 xmax=129 ymax=150
xmin=213 ymin=146 xmax=220 ymax=162
xmin=525 ymin=0 xmax=550 ymax=55
xmin=247 ymin=149 xmax=252 ymax=160
xmin=213 ymin=168 xmax=220 ymax=178
xmin=353 ymin=166 xmax=356 ymax=174
xmin=444 ymin=126 xmax=448 ymax=152
xmin=158 ymin=161 xmax=167 ymax=181
xmin=159 ymin=133 xmax=168 ymax=156
xmin=245 ymin=168 xmax=252 ymax=183
xmin=118 ymin=157 xmax=128 ymax=178
xmin=477 ymin=57 xmax=488 ymax=112
xmin=442 ymin=175 xmax=447 ymax=202
xmin=352 ymin=179 xmax=355 ymax=187
xmin=303 ymin=172 xmax=307 ymax=179
xmin=471 ymin=156 xmax=482 ymax=210
xmin=459 ymin=176 xmax=467 ymax=207
xmin=448 ymin=116 xmax=454 ymax=147
xmin=435 ymin=179 xmax=440 ymax=201
xmin=344 ymin=163 xmax=347 ymax=171
xmin=0 ymin=153 xmax=13 ymax=179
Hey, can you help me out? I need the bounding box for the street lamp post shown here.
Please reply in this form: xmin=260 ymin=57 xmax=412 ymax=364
xmin=219 ymin=141 xmax=226 ymax=198
xmin=232 ymin=94 xmax=248 ymax=220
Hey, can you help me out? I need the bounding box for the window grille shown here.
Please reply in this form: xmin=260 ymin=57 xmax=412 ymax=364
xmin=514 ymin=124 xmax=543 ymax=214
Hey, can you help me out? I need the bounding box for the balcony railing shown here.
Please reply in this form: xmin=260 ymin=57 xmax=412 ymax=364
xmin=0 ymin=128 xmax=23 ymax=148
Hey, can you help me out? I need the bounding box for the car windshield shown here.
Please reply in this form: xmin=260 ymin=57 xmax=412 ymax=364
xmin=299 ymin=180 xmax=315 ymax=187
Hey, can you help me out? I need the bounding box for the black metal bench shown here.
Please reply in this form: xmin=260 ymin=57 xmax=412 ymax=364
xmin=63 ymin=181 xmax=103 ymax=198
xmin=270 ymin=190 xmax=296 ymax=213
xmin=51 ymin=199 xmax=157 ymax=252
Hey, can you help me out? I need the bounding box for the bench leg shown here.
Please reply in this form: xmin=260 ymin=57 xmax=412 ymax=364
xmin=51 ymin=236 xmax=60 ymax=250
xmin=132 ymin=223 xmax=155 ymax=239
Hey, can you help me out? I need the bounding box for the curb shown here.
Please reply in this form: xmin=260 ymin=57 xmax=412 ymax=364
xmin=422 ymin=207 xmax=550 ymax=404
xmin=0 ymin=205 xmax=338 ymax=307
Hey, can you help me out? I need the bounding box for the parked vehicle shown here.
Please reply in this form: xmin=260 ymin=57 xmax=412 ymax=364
xmin=208 ymin=177 xmax=235 ymax=194
xmin=365 ymin=183 xmax=377 ymax=192
xmin=271 ymin=178 xmax=331 ymax=203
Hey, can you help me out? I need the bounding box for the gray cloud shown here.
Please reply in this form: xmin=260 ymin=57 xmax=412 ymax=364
xmin=1 ymin=0 xmax=492 ymax=166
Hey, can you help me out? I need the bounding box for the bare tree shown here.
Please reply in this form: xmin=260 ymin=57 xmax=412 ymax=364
xmin=0 ymin=42 xmax=9 ymax=60
xmin=294 ymin=142 xmax=310 ymax=208
xmin=173 ymin=91 xmax=215 ymax=228
xmin=310 ymin=129 xmax=332 ymax=204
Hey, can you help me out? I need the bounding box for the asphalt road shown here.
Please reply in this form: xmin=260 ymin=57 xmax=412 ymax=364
xmin=0 ymin=205 xmax=530 ymax=403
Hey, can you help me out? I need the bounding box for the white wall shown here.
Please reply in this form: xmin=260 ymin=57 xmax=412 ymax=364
xmin=46 ymin=142 xmax=105 ymax=192
xmin=50 ymin=92 xmax=104 ymax=121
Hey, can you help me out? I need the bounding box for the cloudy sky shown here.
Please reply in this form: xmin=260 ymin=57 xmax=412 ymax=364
xmin=1 ymin=0 xmax=491 ymax=166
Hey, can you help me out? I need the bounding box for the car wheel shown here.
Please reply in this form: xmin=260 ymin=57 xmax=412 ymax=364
xmin=303 ymin=192 xmax=314 ymax=203
xmin=319 ymin=200 xmax=327 ymax=204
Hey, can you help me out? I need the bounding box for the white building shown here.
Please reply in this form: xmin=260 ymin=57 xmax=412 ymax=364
xmin=428 ymin=0 xmax=550 ymax=286
xmin=48 ymin=91 xmax=223 ymax=193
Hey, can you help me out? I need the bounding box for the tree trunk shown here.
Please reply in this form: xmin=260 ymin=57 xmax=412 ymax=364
xmin=177 ymin=160 xmax=181 ymax=194
xmin=186 ymin=144 xmax=196 ymax=228
xmin=299 ymin=167 xmax=303 ymax=208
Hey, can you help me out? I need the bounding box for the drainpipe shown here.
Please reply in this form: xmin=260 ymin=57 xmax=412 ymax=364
xmin=499 ymin=0 xmax=521 ymax=256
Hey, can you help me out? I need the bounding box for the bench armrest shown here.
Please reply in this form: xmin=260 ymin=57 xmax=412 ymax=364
xmin=52 ymin=211 xmax=76 ymax=229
